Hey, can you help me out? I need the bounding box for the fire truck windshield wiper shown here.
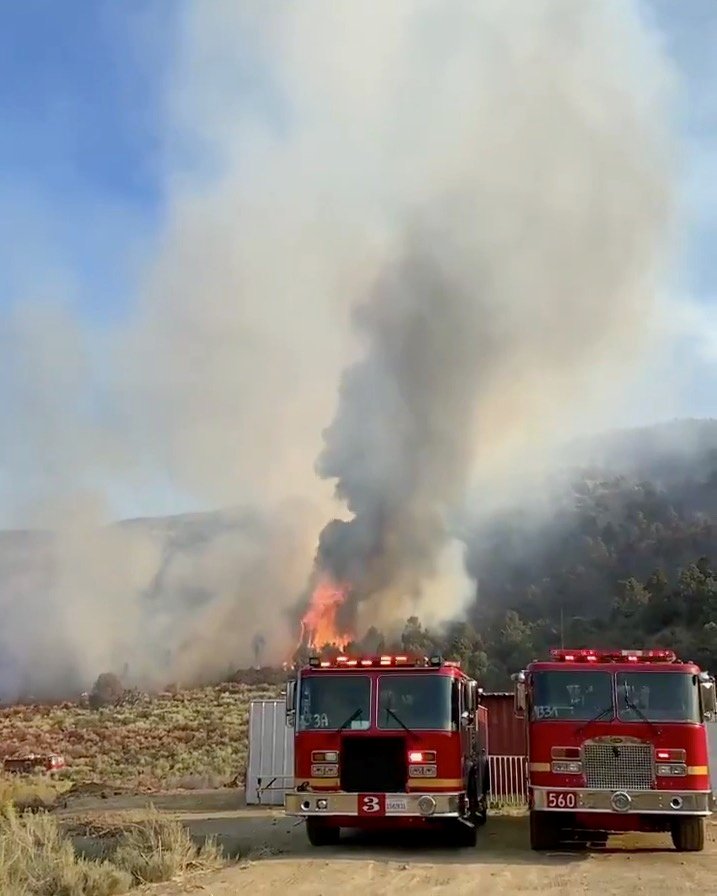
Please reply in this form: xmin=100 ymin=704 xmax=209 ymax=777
xmin=335 ymin=707 xmax=363 ymax=733
xmin=623 ymin=695 xmax=657 ymax=731
xmin=575 ymin=704 xmax=613 ymax=736
xmin=385 ymin=707 xmax=419 ymax=739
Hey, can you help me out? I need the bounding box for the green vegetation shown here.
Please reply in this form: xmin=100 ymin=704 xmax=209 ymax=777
xmin=0 ymin=684 xmax=279 ymax=791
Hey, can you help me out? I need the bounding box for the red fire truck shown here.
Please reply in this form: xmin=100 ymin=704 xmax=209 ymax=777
xmin=513 ymin=648 xmax=716 ymax=851
xmin=284 ymin=653 xmax=489 ymax=846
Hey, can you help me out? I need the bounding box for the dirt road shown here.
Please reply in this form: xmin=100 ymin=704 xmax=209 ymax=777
xmin=56 ymin=795 xmax=717 ymax=896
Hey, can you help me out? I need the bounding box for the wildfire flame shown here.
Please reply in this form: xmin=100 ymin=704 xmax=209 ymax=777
xmin=300 ymin=578 xmax=352 ymax=650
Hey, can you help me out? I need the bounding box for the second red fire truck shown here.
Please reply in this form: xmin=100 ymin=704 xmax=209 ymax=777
xmin=284 ymin=653 xmax=489 ymax=846
xmin=514 ymin=648 xmax=716 ymax=851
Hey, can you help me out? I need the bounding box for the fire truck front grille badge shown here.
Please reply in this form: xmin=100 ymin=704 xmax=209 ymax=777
xmin=610 ymin=791 xmax=632 ymax=812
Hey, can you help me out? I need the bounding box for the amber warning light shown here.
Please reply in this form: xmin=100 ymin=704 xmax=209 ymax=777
xmin=550 ymin=648 xmax=677 ymax=664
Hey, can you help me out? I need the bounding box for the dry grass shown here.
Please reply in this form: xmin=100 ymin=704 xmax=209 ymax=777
xmin=0 ymin=775 xmax=72 ymax=812
xmin=0 ymin=805 xmax=223 ymax=895
xmin=0 ymin=684 xmax=280 ymax=791
xmin=111 ymin=809 xmax=222 ymax=884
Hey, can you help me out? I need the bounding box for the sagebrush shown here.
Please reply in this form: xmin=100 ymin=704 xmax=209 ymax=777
xmin=0 ymin=804 xmax=222 ymax=895
xmin=0 ymin=683 xmax=280 ymax=790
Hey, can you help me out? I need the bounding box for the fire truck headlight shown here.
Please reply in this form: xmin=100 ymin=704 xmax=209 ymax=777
xmin=312 ymin=751 xmax=339 ymax=763
xmin=418 ymin=795 xmax=436 ymax=816
xmin=656 ymin=763 xmax=687 ymax=777
xmin=551 ymin=761 xmax=582 ymax=774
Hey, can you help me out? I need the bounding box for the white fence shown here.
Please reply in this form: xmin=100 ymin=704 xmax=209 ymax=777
xmin=708 ymin=721 xmax=717 ymax=794
xmin=488 ymin=755 xmax=528 ymax=806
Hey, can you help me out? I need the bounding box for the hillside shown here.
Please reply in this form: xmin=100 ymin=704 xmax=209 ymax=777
xmin=315 ymin=419 xmax=717 ymax=687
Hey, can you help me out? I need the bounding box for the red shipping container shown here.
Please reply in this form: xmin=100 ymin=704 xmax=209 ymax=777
xmin=482 ymin=692 xmax=526 ymax=755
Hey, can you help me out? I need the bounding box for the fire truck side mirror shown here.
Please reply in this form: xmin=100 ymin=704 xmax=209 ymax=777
xmin=699 ymin=672 xmax=716 ymax=721
xmin=465 ymin=681 xmax=480 ymax=721
xmin=512 ymin=671 xmax=526 ymax=718
xmin=285 ymin=679 xmax=297 ymax=727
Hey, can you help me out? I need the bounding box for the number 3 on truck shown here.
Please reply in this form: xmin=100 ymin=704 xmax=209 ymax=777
xmin=358 ymin=794 xmax=385 ymax=815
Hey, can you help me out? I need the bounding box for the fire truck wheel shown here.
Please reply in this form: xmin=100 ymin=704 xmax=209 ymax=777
xmin=529 ymin=810 xmax=560 ymax=851
xmin=452 ymin=819 xmax=478 ymax=848
xmin=670 ymin=816 xmax=705 ymax=852
xmin=306 ymin=818 xmax=340 ymax=847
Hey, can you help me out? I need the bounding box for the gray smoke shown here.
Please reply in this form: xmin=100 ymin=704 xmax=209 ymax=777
xmin=308 ymin=0 xmax=675 ymax=633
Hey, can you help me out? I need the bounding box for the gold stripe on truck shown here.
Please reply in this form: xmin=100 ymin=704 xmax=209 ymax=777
xmin=407 ymin=778 xmax=464 ymax=790
xmin=294 ymin=778 xmax=340 ymax=788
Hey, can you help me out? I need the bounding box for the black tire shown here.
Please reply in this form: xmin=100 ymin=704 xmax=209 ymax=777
xmin=452 ymin=819 xmax=478 ymax=848
xmin=529 ymin=810 xmax=560 ymax=851
xmin=465 ymin=770 xmax=487 ymax=828
xmin=671 ymin=817 xmax=705 ymax=852
xmin=306 ymin=817 xmax=340 ymax=846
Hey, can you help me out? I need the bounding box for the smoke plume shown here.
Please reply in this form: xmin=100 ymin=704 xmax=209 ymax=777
xmin=0 ymin=0 xmax=676 ymax=696
xmin=303 ymin=0 xmax=674 ymax=634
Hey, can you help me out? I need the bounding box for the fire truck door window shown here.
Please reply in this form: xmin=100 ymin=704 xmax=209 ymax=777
xmin=297 ymin=675 xmax=371 ymax=731
xmin=378 ymin=675 xmax=453 ymax=730
xmin=616 ymin=672 xmax=700 ymax=722
xmin=531 ymin=671 xmax=613 ymax=721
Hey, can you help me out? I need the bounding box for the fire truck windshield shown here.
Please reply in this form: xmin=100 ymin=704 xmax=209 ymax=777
xmin=377 ymin=675 xmax=454 ymax=730
xmin=297 ymin=675 xmax=370 ymax=731
xmin=530 ymin=670 xmax=612 ymax=721
xmin=617 ymin=671 xmax=700 ymax=723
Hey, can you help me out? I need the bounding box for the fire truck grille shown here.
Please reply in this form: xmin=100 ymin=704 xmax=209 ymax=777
xmin=582 ymin=743 xmax=653 ymax=790
xmin=340 ymin=736 xmax=407 ymax=793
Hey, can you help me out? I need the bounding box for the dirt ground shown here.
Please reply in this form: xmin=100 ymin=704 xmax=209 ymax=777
xmin=55 ymin=793 xmax=717 ymax=896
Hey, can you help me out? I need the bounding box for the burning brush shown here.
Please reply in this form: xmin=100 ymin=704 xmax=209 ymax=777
xmin=298 ymin=577 xmax=353 ymax=652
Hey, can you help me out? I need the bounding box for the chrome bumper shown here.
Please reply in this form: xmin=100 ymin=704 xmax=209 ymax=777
xmin=285 ymin=790 xmax=463 ymax=818
xmin=532 ymin=786 xmax=712 ymax=816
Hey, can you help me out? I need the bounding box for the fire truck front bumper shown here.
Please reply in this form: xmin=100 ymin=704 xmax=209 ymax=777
xmin=532 ymin=786 xmax=712 ymax=816
xmin=285 ymin=790 xmax=463 ymax=818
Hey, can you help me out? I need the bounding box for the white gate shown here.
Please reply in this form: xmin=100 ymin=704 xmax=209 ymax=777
xmin=488 ymin=755 xmax=528 ymax=806
xmin=246 ymin=699 xmax=293 ymax=805
xmin=708 ymin=721 xmax=717 ymax=796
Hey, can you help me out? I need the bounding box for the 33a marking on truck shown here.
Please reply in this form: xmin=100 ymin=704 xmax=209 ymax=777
xmin=534 ymin=705 xmax=559 ymax=719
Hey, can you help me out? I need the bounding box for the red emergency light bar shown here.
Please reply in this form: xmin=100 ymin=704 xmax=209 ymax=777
xmin=550 ymin=648 xmax=677 ymax=664
xmin=308 ymin=654 xmax=454 ymax=669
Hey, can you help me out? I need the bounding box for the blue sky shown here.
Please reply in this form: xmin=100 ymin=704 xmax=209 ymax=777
xmin=2 ymin=1 xmax=715 ymax=334
xmin=0 ymin=0 xmax=176 ymax=324
xmin=0 ymin=1 xmax=717 ymax=523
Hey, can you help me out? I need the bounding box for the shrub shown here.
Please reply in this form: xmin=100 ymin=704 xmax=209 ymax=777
xmin=89 ymin=675 xmax=125 ymax=711
xmin=111 ymin=808 xmax=222 ymax=884
xmin=0 ymin=805 xmax=222 ymax=895
xmin=0 ymin=805 xmax=132 ymax=895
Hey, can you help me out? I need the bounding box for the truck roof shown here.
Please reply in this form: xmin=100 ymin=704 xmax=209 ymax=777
xmin=297 ymin=653 xmax=472 ymax=679
xmin=526 ymin=648 xmax=702 ymax=675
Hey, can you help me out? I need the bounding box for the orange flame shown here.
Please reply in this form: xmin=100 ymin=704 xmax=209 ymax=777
xmin=300 ymin=578 xmax=352 ymax=650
